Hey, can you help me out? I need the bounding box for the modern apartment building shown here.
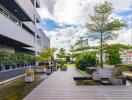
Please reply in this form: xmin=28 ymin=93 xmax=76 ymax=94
xmin=120 ymin=50 xmax=132 ymax=64
xmin=35 ymin=29 xmax=50 ymax=55
xmin=0 ymin=0 xmax=50 ymax=55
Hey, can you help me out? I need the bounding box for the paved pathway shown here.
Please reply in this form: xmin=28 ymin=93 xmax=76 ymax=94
xmin=24 ymin=67 xmax=132 ymax=100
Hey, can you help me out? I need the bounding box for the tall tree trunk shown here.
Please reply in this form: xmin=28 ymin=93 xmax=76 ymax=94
xmin=71 ymin=52 xmax=73 ymax=62
xmin=100 ymin=32 xmax=103 ymax=68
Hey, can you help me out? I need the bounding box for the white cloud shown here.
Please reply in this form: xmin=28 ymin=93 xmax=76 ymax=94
xmin=37 ymin=0 xmax=132 ymax=50
xmin=44 ymin=26 xmax=87 ymax=49
xmin=111 ymin=28 xmax=132 ymax=45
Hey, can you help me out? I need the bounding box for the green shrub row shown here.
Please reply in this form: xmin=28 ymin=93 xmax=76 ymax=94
xmin=106 ymin=54 xmax=121 ymax=65
xmin=0 ymin=51 xmax=36 ymax=65
xmin=76 ymin=53 xmax=98 ymax=70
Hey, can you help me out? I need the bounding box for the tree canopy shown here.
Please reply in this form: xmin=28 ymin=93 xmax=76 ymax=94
xmin=86 ymin=1 xmax=126 ymax=67
xmin=39 ymin=48 xmax=56 ymax=61
xmin=56 ymin=48 xmax=66 ymax=59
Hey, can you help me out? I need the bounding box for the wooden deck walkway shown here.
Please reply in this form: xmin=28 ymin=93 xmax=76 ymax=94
xmin=24 ymin=67 xmax=132 ymax=100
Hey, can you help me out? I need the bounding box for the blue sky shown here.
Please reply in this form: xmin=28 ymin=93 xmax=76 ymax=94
xmin=39 ymin=19 xmax=77 ymax=31
xmin=38 ymin=0 xmax=132 ymax=49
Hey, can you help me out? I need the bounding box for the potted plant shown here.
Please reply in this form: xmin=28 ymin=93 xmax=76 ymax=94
xmin=46 ymin=64 xmax=51 ymax=75
xmin=60 ymin=65 xmax=67 ymax=71
xmin=25 ymin=69 xmax=34 ymax=82
xmin=39 ymin=48 xmax=56 ymax=75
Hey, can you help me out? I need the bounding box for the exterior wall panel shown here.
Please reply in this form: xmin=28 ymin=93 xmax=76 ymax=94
xmin=0 ymin=13 xmax=35 ymax=47
xmin=23 ymin=22 xmax=36 ymax=33
xmin=14 ymin=0 xmax=40 ymax=22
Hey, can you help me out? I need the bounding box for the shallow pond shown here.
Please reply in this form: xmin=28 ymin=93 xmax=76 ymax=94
xmin=0 ymin=73 xmax=48 ymax=100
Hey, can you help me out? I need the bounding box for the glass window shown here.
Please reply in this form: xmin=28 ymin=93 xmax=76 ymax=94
xmin=37 ymin=36 xmax=41 ymax=46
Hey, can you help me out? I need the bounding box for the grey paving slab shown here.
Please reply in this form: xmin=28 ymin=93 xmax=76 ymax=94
xmin=24 ymin=67 xmax=132 ymax=100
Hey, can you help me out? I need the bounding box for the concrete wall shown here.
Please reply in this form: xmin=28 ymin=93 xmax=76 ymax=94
xmin=0 ymin=13 xmax=35 ymax=47
xmin=0 ymin=44 xmax=15 ymax=53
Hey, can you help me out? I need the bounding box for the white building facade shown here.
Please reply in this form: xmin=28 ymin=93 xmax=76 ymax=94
xmin=0 ymin=0 xmax=50 ymax=55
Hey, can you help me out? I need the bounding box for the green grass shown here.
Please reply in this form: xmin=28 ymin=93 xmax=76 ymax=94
xmin=0 ymin=73 xmax=45 ymax=100
xmin=65 ymin=63 xmax=76 ymax=67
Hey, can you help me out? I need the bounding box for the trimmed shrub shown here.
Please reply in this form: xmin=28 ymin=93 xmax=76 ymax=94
xmin=107 ymin=54 xmax=121 ymax=65
xmin=76 ymin=53 xmax=98 ymax=70
xmin=0 ymin=51 xmax=36 ymax=66
xmin=26 ymin=69 xmax=34 ymax=76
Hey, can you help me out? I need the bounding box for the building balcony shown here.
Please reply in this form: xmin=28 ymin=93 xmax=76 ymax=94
xmin=0 ymin=0 xmax=40 ymax=22
xmin=23 ymin=22 xmax=36 ymax=33
xmin=0 ymin=12 xmax=35 ymax=47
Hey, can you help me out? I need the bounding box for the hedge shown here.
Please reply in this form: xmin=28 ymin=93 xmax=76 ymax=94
xmin=76 ymin=53 xmax=98 ymax=70
xmin=0 ymin=51 xmax=36 ymax=65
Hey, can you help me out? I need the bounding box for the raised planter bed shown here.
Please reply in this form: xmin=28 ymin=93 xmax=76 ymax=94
xmin=60 ymin=67 xmax=67 ymax=71
xmin=25 ymin=69 xmax=34 ymax=83
xmin=25 ymin=75 xmax=34 ymax=83
xmin=101 ymin=78 xmax=111 ymax=85
xmin=109 ymin=77 xmax=126 ymax=85
xmin=46 ymin=68 xmax=51 ymax=75
xmin=60 ymin=65 xmax=67 ymax=71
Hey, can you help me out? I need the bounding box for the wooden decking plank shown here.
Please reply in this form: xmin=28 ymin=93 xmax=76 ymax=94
xmin=24 ymin=67 xmax=132 ymax=100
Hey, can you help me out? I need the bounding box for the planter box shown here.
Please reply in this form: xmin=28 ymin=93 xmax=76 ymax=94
xmin=35 ymin=68 xmax=46 ymax=73
xmin=109 ymin=77 xmax=126 ymax=85
xmin=53 ymin=67 xmax=58 ymax=71
xmin=25 ymin=75 xmax=34 ymax=82
xmin=92 ymin=72 xmax=101 ymax=81
xmin=86 ymin=67 xmax=97 ymax=75
xmin=92 ymin=68 xmax=113 ymax=81
xmin=60 ymin=67 xmax=67 ymax=71
xmin=97 ymin=68 xmax=113 ymax=78
xmin=46 ymin=69 xmax=51 ymax=75
xmin=109 ymin=78 xmax=123 ymax=85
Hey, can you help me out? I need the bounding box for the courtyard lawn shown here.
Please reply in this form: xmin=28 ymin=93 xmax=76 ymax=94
xmin=0 ymin=73 xmax=46 ymax=100
xmin=65 ymin=63 xmax=76 ymax=67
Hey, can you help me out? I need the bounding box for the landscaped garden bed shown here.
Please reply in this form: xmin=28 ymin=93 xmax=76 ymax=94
xmin=115 ymin=64 xmax=132 ymax=72
xmin=25 ymin=69 xmax=34 ymax=82
xmin=0 ymin=72 xmax=46 ymax=100
xmin=75 ymin=79 xmax=99 ymax=85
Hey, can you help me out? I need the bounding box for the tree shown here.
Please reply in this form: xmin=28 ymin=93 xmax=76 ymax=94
xmin=76 ymin=53 xmax=98 ymax=70
xmin=69 ymin=45 xmax=74 ymax=62
xmin=75 ymin=37 xmax=86 ymax=53
xmin=105 ymin=44 xmax=132 ymax=64
xmin=65 ymin=53 xmax=71 ymax=62
xmin=56 ymin=48 xmax=66 ymax=59
xmin=39 ymin=48 xmax=56 ymax=61
xmin=86 ymin=1 xmax=126 ymax=68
